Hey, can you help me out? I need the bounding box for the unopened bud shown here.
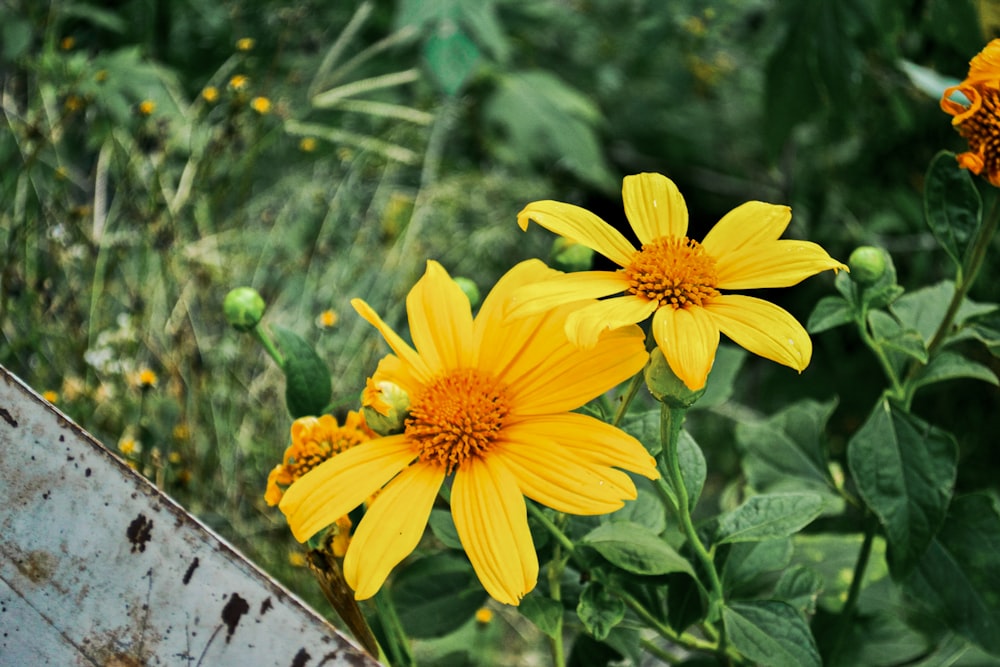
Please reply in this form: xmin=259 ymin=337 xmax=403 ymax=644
xmin=550 ymin=237 xmax=594 ymax=272
xmin=361 ymin=379 xmax=410 ymax=435
xmin=224 ymin=287 xmax=266 ymax=331
xmin=847 ymin=246 xmax=887 ymax=286
xmin=644 ymin=348 xmax=705 ymax=409
xmin=453 ymin=277 xmax=481 ymax=307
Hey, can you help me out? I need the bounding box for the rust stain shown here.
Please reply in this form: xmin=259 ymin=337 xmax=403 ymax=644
xmin=221 ymin=592 xmax=250 ymax=643
xmin=126 ymin=513 xmax=153 ymax=553
xmin=15 ymin=549 xmax=57 ymax=583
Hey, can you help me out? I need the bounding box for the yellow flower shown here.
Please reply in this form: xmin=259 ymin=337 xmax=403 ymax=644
xmin=119 ymin=437 xmax=141 ymax=456
xmin=202 ymin=86 xmax=219 ymax=103
xmin=279 ymin=260 xmax=656 ymax=606
xmin=265 ymin=412 xmax=376 ymax=506
xmin=317 ymin=309 xmax=338 ymax=328
xmin=60 ymin=36 xmax=75 ymax=51
xmin=513 ymin=173 xmax=847 ymax=391
xmin=236 ymin=37 xmax=255 ymax=51
xmin=475 ymin=607 xmax=493 ymax=624
xmin=942 ymin=40 xmax=1000 ymax=186
xmin=138 ymin=100 xmax=156 ymax=116
xmin=299 ymin=137 xmax=317 ymax=152
xmin=137 ymin=368 xmax=158 ymax=388
xmin=250 ymin=96 xmax=271 ymax=114
xmin=229 ymin=74 xmax=249 ymax=91
xmin=42 ymin=390 xmax=59 ymax=403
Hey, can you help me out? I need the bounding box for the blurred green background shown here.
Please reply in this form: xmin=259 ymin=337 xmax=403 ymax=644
xmin=2 ymin=0 xmax=998 ymax=661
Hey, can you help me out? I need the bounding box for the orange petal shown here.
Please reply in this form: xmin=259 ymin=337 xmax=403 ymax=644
xmin=651 ymin=305 xmax=720 ymax=391
xmin=622 ymin=172 xmax=689 ymax=243
xmin=704 ymin=295 xmax=812 ymax=372
xmin=518 ymin=200 xmax=636 ymax=267
xmin=343 ymin=462 xmax=445 ymax=599
xmin=714 ymin=240 xmax=847 ymax=289
xmin=279 ymin=434 xmax=416 ymax=542
xmin=451 ymin=456 xmax=538 ymax=605
xmin=701 ymin=201 xmax=792 ymax=257
xmin=407 ymin=260 xmax=474 ymax=371
xmin=564 ymin=295 xmax=659 ymax=348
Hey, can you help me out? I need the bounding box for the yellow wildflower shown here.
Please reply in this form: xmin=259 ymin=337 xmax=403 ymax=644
xmin=202 ymin=86 xmax=219 ymax=103
xmin=942 ymin=39 xmax=1000 ymax=186
xmin=299 ymin=137 xmax=317 ymax=152
xmin=119 ymin=437 xmax=141 ymax=456
xmin=42 ymin=390 xmax=59 ymax=404
xmin=317 ymin=309 xmax=338 ymax=328
xmin=265 ymin=412 xmax=376 ymax=506
xmin=279 ymin=260 xmax=657 ymax=605
xmin=138 ymin=100 xmax=156 ymax=116
xmin=475 ymin=607 xmax=494 ymax=624
xmin=513 ymin=173 xmax=847 ymax=391
xmin=138 ymin=368 xmax=158 ymax=388
xmin=60 ymin=36 xmax=75 ymax=51
xmin=64 ymin=95 xmax=84 ymax=112
xmin=250 ymin=96 xmax=271 ymax=114
xmin=236 ymin=37 xmax=255 ymax=51
xmin=229 ymin=74 xmax=249 ymax=91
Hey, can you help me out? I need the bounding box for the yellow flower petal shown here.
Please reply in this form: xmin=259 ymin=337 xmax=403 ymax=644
xmin=497 ymin=440 xmax=639 ymax=515
xmin=352 ymin=298 xmax=435 ymax=384
xmin=622 ymin=172 xmax=689 ymax=244
xmin=279 ymin=435 xmax=416 ymax=542
xmin=343 ymin=462 xmax=445 ymax=599
xmin=451 ymin=456 xmax=538 ymax=606
xmin=651 ymin=305 xmax=720 ymax=391
xmin=407 ymin=260 xmax=475 ymax=371
xmin=506 ymin=271 xmax=631 ymax=319
xmin=507 ymin=323 xmax=648 ymax=415
xmin=705 ymin=295 xmax=812 ymax=372
xmin=564 ymin=295 xmax=659 ymax=348
xmin=701 ymin=201 xmax=792 ymax=257
xmin=714 ymin=240 xmax=848 ymax=289
xmin=369 ymin=353 xmax=422 ymax=399
xmin=518 ymin=200 xmax=636 ymax=267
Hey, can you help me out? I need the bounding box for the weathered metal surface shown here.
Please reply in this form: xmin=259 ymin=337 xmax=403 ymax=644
xmin=0 ymin=364 xmax=382 ymax=667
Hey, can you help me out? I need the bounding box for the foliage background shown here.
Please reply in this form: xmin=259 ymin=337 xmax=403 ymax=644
xmin=2 ymin=0 xmax=999 ymax=664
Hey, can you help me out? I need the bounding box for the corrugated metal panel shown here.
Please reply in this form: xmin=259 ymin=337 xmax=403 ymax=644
xmin=0 ymin=365 xmax=383 ymax=667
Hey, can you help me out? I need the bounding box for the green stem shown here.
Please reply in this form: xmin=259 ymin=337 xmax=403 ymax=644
xmin=829 ymin=517 xmax=877 ymax=663
xmin=253 ymin=323 xmax=285 ymax=368
xmin=856 ymin=314 xmax=904 ymax=399
xmin=659 ymin=404 xmax=727 ymax=650
xmin=547 ymin=514 xmax=567 ymax=667
xmin=373 ymin=588 xmax=415 ymax=667
xmin=612 ymin=371 xmax=645 ymax=426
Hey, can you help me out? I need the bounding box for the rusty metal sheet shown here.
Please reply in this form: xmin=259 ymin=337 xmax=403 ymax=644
xmin=0 ymin=364 xmax=382 ymax=667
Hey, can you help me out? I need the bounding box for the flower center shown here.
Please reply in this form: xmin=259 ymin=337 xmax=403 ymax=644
xmin=623 ymin=237 xmax=720 ymax=308
xmin=956 ymin=87 xmax=1000 ymax=185
xmin=405 ymin=369 xmax=510 ymax=472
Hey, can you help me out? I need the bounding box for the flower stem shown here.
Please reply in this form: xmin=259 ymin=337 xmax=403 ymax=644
xmin=612 ymin=371 xmax=645 ymax=426
xmin=829 ymin=516 xmax=877 ymax=664
xmin=547 ymin=514 xmax=568 ymax=667
xmin=253 ymin=323 xmax=285 ymax=368
xmin=659 ymin=403 xmax=727 ymax=651
xmin=372 ymin=588 xmax=415 ymax=667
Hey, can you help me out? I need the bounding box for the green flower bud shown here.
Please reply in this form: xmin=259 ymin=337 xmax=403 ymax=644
xmin=224 ymin=287 xmax=266 ymax=332
xmin=361 ymin=379 xmax=410 ymax=435
xmin=644 ymin=348 xmax=706 ymax=409
xmin=453 ymin=276 xmax=481 ymax=308
xmin=847 ymin=246 xmax=888 ymax=286
xmin=550 ymin=237 xmax=594 ymax=272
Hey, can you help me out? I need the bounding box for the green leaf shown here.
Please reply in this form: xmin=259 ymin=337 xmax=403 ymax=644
xmin=904 ymin=493 xmax=1000 ymax=656
xmin=773 ymin=565 xmax=823 ymax=616
xmin=715 ymin=493 xmax=826 ymax=544
xmin=696 ymin=344 xmax=748 ymax=410
xmin=790 ymin=533 xmax=889 ymax=613
xmin=724 ymin=600 xmax=821 ymax=667
xmin=582 ymin=521 xmax=695 ymax=576
xmin=721 ymin=539 xmax=793 ymax=600
xmin=924 ymin=151 xmax=982 ymax=267
xmin=892 ymin=281 xmax=998 ymax=345
xmin=867 ymin=310 xmax=927 ymax=364
xmin=519 ymin=590 xmax=564 ymax=639
xmin=619 ymin=408 xmax=660 ymax=456
xmin=736 ymin=399 xmax=842 ymax=511
xmin=611 ymin=481 xmax=666 ymax=534
xmin=847 ymin=399 xmax=957 ymax=575
xmin=577 ymin=582 xmax=625 ymax=641
xmin=391 ymin=554 xmax=488 ymax=638
xmin=424 ymin=22 xmax=480 ymax=96
xmin=2 ymin=18 xmax=32 ymax=61
xmin=673 ymin=430 xmax=707 ymax=511
xmin=270 ymin=326 xmax=332 ymax=418
xmin=807 ymin=295 xmax=856 ymax=334
xmin=910 ymin=350 xmax=999 ymax=393
xmin=428 ymin=508 xmax=463 ymax=549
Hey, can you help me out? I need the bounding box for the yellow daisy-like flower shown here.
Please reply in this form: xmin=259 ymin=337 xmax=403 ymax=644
xmin=279 ymin=260 xmax=656 ymax=605
xmin=250 ymin=96 xmax=271 ymax=114
xmin=299 ymin=137 xmax=317 ymax=152
xmin=137 ymin=368 xmax=158 ymax=388
xmin=229 ymin=74 xmax=249 ymax=91
xmin=265 ymin=412 xmax=376 ymax=506
xmin=512 ymin=173 xmax=847 ymax=391
xmin=202 ymin=86 xmax=219 ymax=103
xmin=236 ymin=37 xmax=255 ymax=52
xmin=941 ymin=40 xmax=1000 ymax=186
xmin=137 ymin=100 xmax=156 ymax=116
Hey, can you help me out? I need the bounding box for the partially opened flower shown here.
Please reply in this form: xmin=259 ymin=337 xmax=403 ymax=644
xmin=941 ymin=39 xmax=1000 ymax=186
xmin=279 ymin=259 xmax=656 ymax=605
xmin=512 ymin=173 xmax=847 ymax=391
